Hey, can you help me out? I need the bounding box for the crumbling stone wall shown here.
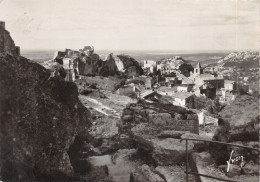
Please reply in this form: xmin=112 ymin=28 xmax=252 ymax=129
xmin=122 ymin=102 xmax=199 ymax=134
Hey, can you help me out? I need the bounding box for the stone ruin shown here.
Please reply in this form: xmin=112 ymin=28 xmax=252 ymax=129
xmin=0 ymin=21 xmax=20 ymax=56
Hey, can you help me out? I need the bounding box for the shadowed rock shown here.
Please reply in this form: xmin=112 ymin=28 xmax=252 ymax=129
xmin=0 ymin=53 xmax=91 ymax=181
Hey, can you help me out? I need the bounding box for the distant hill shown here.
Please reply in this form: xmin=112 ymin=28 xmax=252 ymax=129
xmin=217 ymin=51 xmax=259 ymax=68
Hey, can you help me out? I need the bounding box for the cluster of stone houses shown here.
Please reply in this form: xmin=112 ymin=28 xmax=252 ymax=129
xmin=143 ymin=56 xmax=184 ymax=74
xmin=139 ymin=60 xmax=239 ymax=107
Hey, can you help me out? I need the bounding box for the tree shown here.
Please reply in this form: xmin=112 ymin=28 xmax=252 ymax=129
xmin=179 ymin=63 xmax=194 ymax=77
xmin=187 ymin=96 xmax=195 ymax=109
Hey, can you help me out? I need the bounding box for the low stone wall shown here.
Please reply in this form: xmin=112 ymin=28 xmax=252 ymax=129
xmin=122 ymin=103 xmax=199 ymax=134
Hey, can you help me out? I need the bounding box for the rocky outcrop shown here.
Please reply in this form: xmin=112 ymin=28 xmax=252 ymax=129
xmin=210 ymin=95 xmax=259 ymax=166
xmin=100 ymin=54 xmax=143 ymax=77
xmin=217 ymin=95 xmax=259 ymax=142
xmin=0 ymin=53 xmax=91 ymax=181
xmin=0 ymin=22 xmax=19 ymax=55
xmin=48 ymin=48 xmax=143 ymax=78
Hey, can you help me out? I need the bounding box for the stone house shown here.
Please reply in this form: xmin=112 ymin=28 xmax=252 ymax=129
xmin=143 ymin=60 xmax=156 ymax=73
xmin=157 ymin=86 xmax=177 ymax=96
xmin=145 ymin=77 xmax=153 ymax=89
xmin=219 ymin=89 xmax=238 ymax=104
xmin=172 ymin=92 xmax=194 ymax=107
xmin=203 ymin=79 xmax=224 ymax=90
xmin=177 ymin=84 xmax=194 ymax=92
xmin=116 ymin=84 xmax=141 ymax=97
xmin=198 ymin=110 xmax=218 ymax=126
xmin=190 ymin=62 xmax=224 ymax=90
xmin=165 ymin=77 xmax=177 ymax=83
xmin=224 ymin=80 xmax=236 ymax=90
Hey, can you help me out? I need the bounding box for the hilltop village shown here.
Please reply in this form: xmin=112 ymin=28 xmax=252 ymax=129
xmin=0 ymin=22 xmax=259 ymax=182
xmin=46 ymin=46 xmax=254 ymax=108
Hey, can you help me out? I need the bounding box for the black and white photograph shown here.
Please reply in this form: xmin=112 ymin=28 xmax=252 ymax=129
xmin=0 ymin=0 xmax=259 ymax=181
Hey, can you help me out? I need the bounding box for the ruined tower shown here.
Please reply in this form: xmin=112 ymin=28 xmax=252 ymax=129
xmin=0 ymin=21 xmax=20 ymax=56
xmin=0 ymin=21 xmax=5 ymax=29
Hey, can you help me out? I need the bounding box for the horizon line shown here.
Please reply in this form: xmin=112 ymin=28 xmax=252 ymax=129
xmin=21 ymin=48 xmax=259 ymax=52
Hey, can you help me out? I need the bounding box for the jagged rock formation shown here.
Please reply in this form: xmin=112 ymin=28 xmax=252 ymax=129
xmin=0 ymin=21 xmax=19 ymax=55
xmin=49 ymin=48 xmax=143 ymax=78
xmin=81 ymin=53 xmax=143 ymax=77
xmin=0 ymin=52 xmax=91 ymax=181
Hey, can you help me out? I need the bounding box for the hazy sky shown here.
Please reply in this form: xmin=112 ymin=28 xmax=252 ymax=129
xmin=0 ymin=0 xmax=259 ymax=51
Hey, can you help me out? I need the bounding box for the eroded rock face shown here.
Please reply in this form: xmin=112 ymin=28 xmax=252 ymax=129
xmin=100 ymin=54 xmax=143 ymax=77
xmin=0 ymin=53 xmax=91 ymax=181
xmin=49 ymin=49 xmax=143 ymax=78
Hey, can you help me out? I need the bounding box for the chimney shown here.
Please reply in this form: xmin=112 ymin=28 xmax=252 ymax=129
xmin=0 ymin=21 xmax=5 ymax=29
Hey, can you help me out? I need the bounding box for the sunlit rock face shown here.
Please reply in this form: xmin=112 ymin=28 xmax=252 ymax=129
xmin=100 ymin=53 xmax=143 ymax=77
xmin=0 ymin=53 xmax=91 ymax=181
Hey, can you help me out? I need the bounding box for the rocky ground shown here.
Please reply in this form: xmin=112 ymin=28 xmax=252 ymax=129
xmin=71 ymin=75 xmax=259 ymax=182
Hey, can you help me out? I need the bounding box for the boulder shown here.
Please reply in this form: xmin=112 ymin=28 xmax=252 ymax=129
xmin=131 ymin=123 xmax=194 ymax=165
xmin=109 ymin=149 xmax=139 ymax=182
xmin=218 ymin=95 xmax=259 ymax=142
xmin=218 ymin=164 xmax=241 ymax=178
xmin=0 ymin=53 xmax=91 ymax=181
xmin=89 ymin=116 xmax=120 ymax=154
xmin=155 ymin=165 xmax=196 ymax=182
xmin=211 ymin=95 xmax=259 ymax=165
xmin=100 ymin=53 xmax=143 ymax=77
xmin=158 ymin=130 xmax=187 ymax=139
xmin=130 ymin=165 xmax=164 ymax=182
xmin=242 ymin=163 xmax=260 ymax=175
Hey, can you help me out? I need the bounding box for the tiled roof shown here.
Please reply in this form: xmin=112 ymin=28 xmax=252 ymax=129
xmin=172 ymin=92 xmax=193 ymax=99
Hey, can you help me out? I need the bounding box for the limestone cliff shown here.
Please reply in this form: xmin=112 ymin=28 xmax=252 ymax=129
xmin=0 ymin=53 xmax=91 ymax=181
